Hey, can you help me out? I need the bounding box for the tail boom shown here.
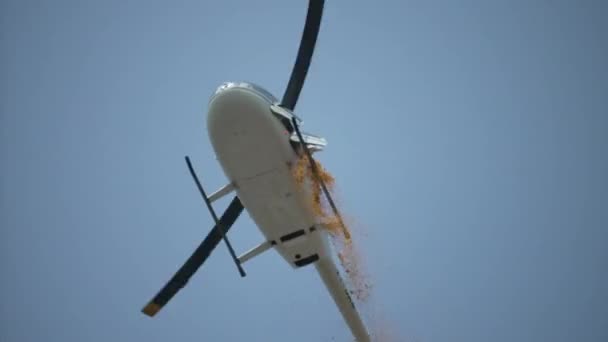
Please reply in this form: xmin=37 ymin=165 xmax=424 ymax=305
xmin=315 ymin=258 xmax=370 ymax=342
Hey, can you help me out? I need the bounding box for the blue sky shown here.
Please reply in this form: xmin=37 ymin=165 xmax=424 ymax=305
xmin=1 ymin=1 xmax=607 ymax=341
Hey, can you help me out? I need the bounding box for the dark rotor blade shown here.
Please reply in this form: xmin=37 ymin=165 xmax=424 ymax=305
xmin=281 ymin=0 xmax=325 ymax=111
xmin=141 ymin=196 xmax=244 ymax=317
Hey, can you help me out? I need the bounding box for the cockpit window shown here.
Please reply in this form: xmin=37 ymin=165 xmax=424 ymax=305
xmin=213 ymin=82 xmax=279 ymax=105
xmin=246 ymin=83 xmax=279 ymax=104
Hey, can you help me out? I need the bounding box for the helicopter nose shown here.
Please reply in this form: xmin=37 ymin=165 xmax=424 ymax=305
xmin=207 ymin=85 xmax=270 ymax=137
xmin=206 ymin=84 xmax=293 ymax=180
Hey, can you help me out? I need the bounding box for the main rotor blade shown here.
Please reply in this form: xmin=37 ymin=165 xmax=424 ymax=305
xmin=141 ymin=196 xmax=244 ymax=317
xmin=281 ymin=0 xmax=325 ymax=111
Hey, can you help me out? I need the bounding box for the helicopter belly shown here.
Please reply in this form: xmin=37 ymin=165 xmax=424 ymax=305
xmin=207 ymin=85 xmax=331 ymax=268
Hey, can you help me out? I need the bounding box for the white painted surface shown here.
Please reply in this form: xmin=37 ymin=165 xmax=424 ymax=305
xmin=206 ymin=83 xmax=370 ymax=341
xmin=316 ymin=259 xmax=371 ymax=342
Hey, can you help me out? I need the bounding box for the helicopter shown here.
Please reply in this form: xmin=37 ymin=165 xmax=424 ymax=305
xmin=141 ymin=1 xmax=370 ymax=341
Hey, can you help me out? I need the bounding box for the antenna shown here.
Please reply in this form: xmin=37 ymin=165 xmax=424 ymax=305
xmin=290 ymin=118 xmax=350 ymax=240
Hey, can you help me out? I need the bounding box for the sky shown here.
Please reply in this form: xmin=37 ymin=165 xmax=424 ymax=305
xmin=1 ymin=1 xmax=607 ymax=341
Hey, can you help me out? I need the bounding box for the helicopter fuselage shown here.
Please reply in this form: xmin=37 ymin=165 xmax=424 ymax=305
xmin=206 ymin=82 xmax=370 ymax=342
xmin=207 ymin=82 xmax=331 ymax=268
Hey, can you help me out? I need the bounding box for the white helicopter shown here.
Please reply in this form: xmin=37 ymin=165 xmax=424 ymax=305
xmin=141 ymin=1 xmax=371 ymax=341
